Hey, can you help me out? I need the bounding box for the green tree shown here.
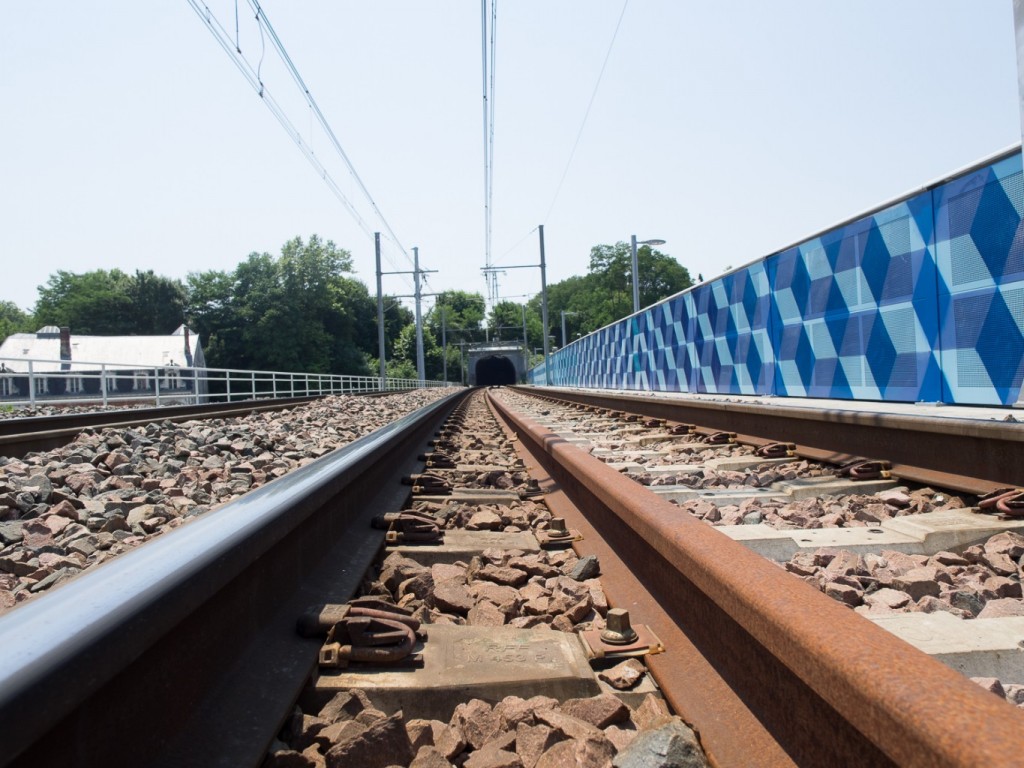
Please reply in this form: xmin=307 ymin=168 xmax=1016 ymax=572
xmin=234 ymin=236 xmax=371 ymax=374
xmin=187 ymin=235 xmax=375 ymax=376
xmin=586 ymin=242 xmax=692 ymax=327
xmin=34 ymin=269 xmax=134 ymax=334
xmin=427 ymin=291 xmax=486 ymax=343
xmin=128 ymin=271 xmax=187 ymax=334
xmin=390 ymin=322 xmax=444 ymax=380
xmin=424 ymin=291 xmax=486 ymax=383
xmin=0 ymin=301 xmax=33 ymax=343
xmin=186 ymin=269 xmax=243 ymax=368
xmin=34 ymin=269 xmax=186 ymax=335
xmin=487 ymin=301 xmax=530 ymax=343
xmin=531 ymin=243 xmax=692 ymax=343
xmin=380 ymin=298 xmax=414 ymax=358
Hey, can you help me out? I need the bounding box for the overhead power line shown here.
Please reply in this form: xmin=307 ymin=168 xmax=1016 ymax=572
xmin=542 ymin=0 xmax=630 ymax=224
xmin=185 ymin=0 xmax=416 ymax=286
xmin=246 ymin=1 xmax=412 ymax=263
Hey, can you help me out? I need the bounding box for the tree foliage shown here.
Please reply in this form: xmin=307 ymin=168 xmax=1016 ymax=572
xmin=34 ymin=269 xmax=186 ymax=335
xmin=426 ymin=291 xmax=485 ymax=340
xmin=9 ymin=235 xmax=694 ymax=383
xmin=0 ymin=301 xmax=33 ymax=342
xmin=530 ymin=242 xmax=692 ymax=345
xmin=423 ymin=290 xmax=486 ymax=382
xmin=186 ymin=235 xmax=373 ymax=375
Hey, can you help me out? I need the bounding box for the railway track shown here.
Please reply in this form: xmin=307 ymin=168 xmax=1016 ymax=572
xmin=0 ymin=386 xmax=1020 ymax=767
xmin=0 ymin=391 xmax=416 ymax=459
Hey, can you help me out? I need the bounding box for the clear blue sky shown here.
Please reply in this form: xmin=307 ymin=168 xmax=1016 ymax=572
xmin=0 ymin=2 xmax=1019 ymax=317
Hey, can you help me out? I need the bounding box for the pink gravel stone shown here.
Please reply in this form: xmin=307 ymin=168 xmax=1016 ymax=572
xmin=984 ymin=532 xmax=1024 ymax=560
xmin=324 ymin=711 xmax=413 ymax=768
xmin=433 ymin=581 xmax=475 ymax=615
xmin=451 ymin=700 xmax=501 ymax=750
xmin=631 ymin=694 xmax=674 ymax=731
xmin=598 ymin=658 xmax=647 ymax=690
xmin=864 ymin=588 xmax=911 ymax=610
xmin=467 ymin=601 xmax=507 ymax=627
xmin=560 ymin=694 xmax=629 ymax=729
xmin=824 ymin=582 xmax=862 ymax=606
xmin=891 ymin=568 xmax=942 ymax=601
xmin=515 ymin=723 xmax=562 ymax=768
xmin=977 ymin=599 xmax=1024 ymax=619
xmin=410 ymin=746 xmax=454 ymax=768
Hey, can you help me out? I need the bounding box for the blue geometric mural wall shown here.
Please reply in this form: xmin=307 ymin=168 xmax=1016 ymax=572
xmin=934 ymin=152 xmax=1024 ymax=405
xmin=530 ymin=147 xmax=1024 ymax=406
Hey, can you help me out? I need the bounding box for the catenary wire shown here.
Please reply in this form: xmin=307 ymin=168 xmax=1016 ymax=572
xmin=541 ymin=0 xmax=630 ymax=225
xmin=185 ymin=0 xmax=415 ymax=292
xmin=246 ymin=1 xmax=413 ymax=266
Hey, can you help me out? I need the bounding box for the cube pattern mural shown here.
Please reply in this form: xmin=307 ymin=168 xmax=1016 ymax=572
xmin=530 ymin=148 xmax=1024 ymax=406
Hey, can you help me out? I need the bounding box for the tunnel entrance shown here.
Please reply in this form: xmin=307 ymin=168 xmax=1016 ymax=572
xmin=475 ymin=355 xmax=517 ymax=386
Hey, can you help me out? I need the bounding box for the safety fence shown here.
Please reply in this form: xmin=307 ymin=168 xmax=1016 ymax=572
xmin=531 ymin=145 xmax=1024 ymax=406
xmin=0 ymin=356 xmax=452 ymax=409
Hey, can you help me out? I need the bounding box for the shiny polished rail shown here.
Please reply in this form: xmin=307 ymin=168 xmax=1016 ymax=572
xmin=489 ymin=388 xmax=1024 ymax=768
xmin=0 ymin=390 xmax=466 ymax=767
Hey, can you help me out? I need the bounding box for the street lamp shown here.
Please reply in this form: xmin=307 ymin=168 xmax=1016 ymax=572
xmin=561 ymin=310 xmax=578 ymax=348
xmin=630 ymin=235 xmax=666 ymax=314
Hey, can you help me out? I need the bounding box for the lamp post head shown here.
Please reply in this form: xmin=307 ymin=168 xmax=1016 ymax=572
xmin=637 ymin=238 xmax=666 ymax=247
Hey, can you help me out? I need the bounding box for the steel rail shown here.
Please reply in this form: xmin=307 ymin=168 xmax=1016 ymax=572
xmin=513 ymin=386 xmax=1023 ymax=494
xmin=0 ymin=391 xmax=419 ymax=458
xmin=488 ymin=389 xmax=1024 ymax=768
xmin=0 ymin=389 xmax=467 ymax=767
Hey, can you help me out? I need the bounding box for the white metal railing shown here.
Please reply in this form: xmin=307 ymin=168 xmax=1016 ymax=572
xmin=0 ymin=356 xmax=456 ymax=409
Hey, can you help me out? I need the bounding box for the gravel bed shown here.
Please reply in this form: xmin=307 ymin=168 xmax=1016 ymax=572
xmin=267 ymin=685 xmax=705 ymax=768
xmin=785 ymin=531 xmax=1024 ymax=622
xmin=789 ymin=530 xmax=1024 ymax=712
xmin=369 ymin=547 xmax=608 ymax=634
xmin=0 ymin=390 xmax=450 ymax=612
xmin=629 ymin=459 xmax=831 ymax=488
xmin=275 ymin=390 xmax=710 ymax=767
xmin=0 ymin=402 xmax=155 ymax=420
xmin=677 ymin=485 xmax=967 ymax=529
xmin=503 ymin=394 xmax=973 ymax=532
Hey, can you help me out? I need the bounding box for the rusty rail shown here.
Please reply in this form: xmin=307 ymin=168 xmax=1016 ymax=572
xmin=489 ymin=389 xmax=1024 ymax=768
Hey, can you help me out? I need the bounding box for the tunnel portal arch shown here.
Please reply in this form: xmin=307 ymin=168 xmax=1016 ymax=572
xmin=475 ymin=355 xmax=517 ymax=386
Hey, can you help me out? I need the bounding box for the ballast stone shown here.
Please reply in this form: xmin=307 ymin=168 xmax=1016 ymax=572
xmin=612 ymin=719 xmax=709 ymax=768
xmin=569 ymin=555 xmax=600 ymax=581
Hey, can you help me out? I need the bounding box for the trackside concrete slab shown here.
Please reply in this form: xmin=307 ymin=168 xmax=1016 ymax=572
xmin=388 ymin=530 xmax=541 ymax=566
xmin=652 ymin=487 xmax=790 ymax=505
xmin=418 ymin=488 xmax=522 ymax=505
xmin=593 ymin=447 xmax=671 ymax=462
xmin=634 ymin=465 xmax=705 ymax=477
xmin=774 ymin=476 xmax=897 ymax=500
xmin=704 ymin=456 xmax=792 ymax=472
xmin=718 ymin=509 xmax=1024 ymax=562
xmin=869 ymin=612 xmax=1024 ymax=684
xmin=605 ymin=461 xmax=647 ymax=473
xmin=312 ymin=625 xmax=600 ymax=721
xmin=629 ymin=456 xmax=791 ymax=477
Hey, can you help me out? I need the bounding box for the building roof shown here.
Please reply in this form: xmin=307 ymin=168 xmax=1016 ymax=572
xmin=0 ymin=325 xmax=201 ymax=373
